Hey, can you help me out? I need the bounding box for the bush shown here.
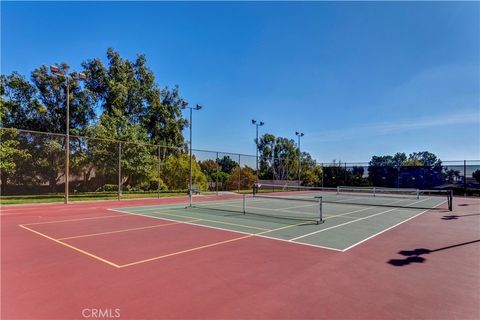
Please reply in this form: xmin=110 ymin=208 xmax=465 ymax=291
xmin=138 ymin=179 xmax=168 ymax=191
xmin=102 ymin=184 xmax=118 ymax=192
xmin=226 ymin=166 xmax=256 ymax=190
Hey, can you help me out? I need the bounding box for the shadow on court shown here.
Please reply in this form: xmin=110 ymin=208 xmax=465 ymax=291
xmin=442 ymin=213 xmax=480 ymax=220
xmin=387 ymin=240 xmax=480 ymax=267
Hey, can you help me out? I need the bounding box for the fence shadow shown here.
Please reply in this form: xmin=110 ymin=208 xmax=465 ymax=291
xmin=387 ymin=240 xmax=480 ymax=267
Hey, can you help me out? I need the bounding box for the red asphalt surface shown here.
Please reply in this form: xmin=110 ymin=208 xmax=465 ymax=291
xmin=1 ymin=196 xmax=479 ymax=319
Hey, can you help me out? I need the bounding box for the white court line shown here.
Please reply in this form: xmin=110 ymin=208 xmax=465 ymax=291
xmin=108 ymin=208 xmax=343 ymax=252
xmin=22 ymin=214 xmax=128 ymax=226
xmin=289 ymin=197 xmax=435 ymax=242
xmin=340 ymin=200 xmax=446 ymax=252
xmin=323 ymin=206 xmax=378 ymax=220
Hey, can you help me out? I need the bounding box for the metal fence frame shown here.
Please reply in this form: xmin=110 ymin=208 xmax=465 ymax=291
xmin=1 ymin=127 xmax=479 ymax=202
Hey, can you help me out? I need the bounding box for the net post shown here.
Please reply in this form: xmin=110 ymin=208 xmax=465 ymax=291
xmin=318 ymin=196 xmax=323 ymax=224
xmin=118 ymin=141 xmax=122 ymax=201
xmin=243 ymin=194 xmax=246 ymax=214
xmin=448 ymin=190 xmax=453 ymax=211
xmin=416 ymin=189 xmax=420 ymax=200
xmin=238 ymin=153 xmax=241 ymax=193
xmin=373 ymin=187 xmax=376 ymax=197
xmin=336 ymin=186 xmax=340 ymax=194
xmin=157 ymin=145 xmax=161 ymax=199
xmin=216 ymin=152 xmax=219 ymax=196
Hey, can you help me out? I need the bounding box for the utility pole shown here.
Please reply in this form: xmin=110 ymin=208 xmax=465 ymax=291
xmin=251 ymin=119 xmax=265 ymax=182
xmin=182 ymin=103 xmax=202 ymax=206
xmin=50 ymin=65 xmax=87 ymax=204
xmin=295 ymin=131 xmax=304 ymax=186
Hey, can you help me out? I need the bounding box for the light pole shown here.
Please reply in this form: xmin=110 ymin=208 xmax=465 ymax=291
xmin=251 ymin=119 xmax=264 ymax=182
xmin=182 ymin=103 xmax=202 ymax=206
xmin=295 ymin=131 xmax=304 ymax=186
xmin=50 ymin=65 xmax=87 ymax=204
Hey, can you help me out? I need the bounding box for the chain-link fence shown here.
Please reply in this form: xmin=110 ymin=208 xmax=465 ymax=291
xmin=1 ymin=128 xmax=479 ymax=203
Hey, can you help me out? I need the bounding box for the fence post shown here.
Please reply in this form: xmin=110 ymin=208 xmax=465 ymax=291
xmin=216 ymin=152 xmax=219 ymax=195
xmin=157 ymin=146 xmax=161 ymax=199
xmin=272 ymin=157 xmax=275 ymax=192
xmin=321 ymin=163 xmax=324 ymax=188
xmin=238 ymin=154 xmax=241 ymax=193
xmin=118 ymin=142 xmax=122 ymax=201
xmin=464 ymin=159 xmax=467 ymax=195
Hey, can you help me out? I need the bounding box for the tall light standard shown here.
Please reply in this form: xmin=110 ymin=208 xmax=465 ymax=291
xmin=50 ymin=65 xmax=87 ymax=204
xmin=251 ymin=119 xmax=264 ymax=182
xmin=295 ymin=131 xmax=304 ymax=186
xmin=182 ymin=103 xmax=202 ymax=206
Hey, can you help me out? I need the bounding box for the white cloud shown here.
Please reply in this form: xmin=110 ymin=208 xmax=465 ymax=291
xmin=310 ymin=112 xmax=480 ymax=142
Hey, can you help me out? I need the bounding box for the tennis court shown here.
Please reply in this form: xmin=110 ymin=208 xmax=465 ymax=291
xmin=14 ymin=187 xmax=456 ymax=270
xmin=110 ymin=186 xmax=453 ymax=255
xmin=2 ymin=191 xmax=479 ymax=319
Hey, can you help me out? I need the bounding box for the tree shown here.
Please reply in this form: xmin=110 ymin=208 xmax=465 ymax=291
xmin=0 ymin=129 xmax=31 ymax=193
xmin=161 ymin=153 xmax=207 ymax=191
xmin=302 ymin=165 xmax=322 ymax=186
xmin=407 ymin=151 xmax=442 ymax=167
xmin=82 ymin=48 xmax=187 ymax=148
xmin=473 ymin=169 xmax=480 ymax=183
xmin=323 ymin=160 xmax=349 ymax=187
xmin=213 ymin=171 xmax=230 ymax=191
xmin=226 ymin=166 xmax=256 ymax=190
xmin=1 ymin=66 xmax=95 ymax=193
xmin=369 ymin=151 xmax=444 ymax=189
xmin=368 ymin=155 xmax=400 ymax=187
xmin=217 ymin=155 xmax=238 ymax=174
xmin=199 ymin=159 xmax=217 ymax=181
xmin=444 ymin=168 xmax=460 ymax=184
xmin=84 ymin=110 xmax=158 ymax=191
xmin=257 ymin=133 xmax=300 ymax=181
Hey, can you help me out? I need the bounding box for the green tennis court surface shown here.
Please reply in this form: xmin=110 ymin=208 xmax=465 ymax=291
xmin=113 ymin=188 xmax=451 ymax=251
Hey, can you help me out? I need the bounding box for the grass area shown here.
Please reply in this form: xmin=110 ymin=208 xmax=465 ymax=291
xmin=0 ymin=191 xmax=187 ymax=205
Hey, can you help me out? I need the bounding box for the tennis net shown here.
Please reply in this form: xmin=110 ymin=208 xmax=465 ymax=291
xmin=254 ymin=184 xmax=453 ymax=211
xmin=189 ymin=193 xmax=323 ymax=224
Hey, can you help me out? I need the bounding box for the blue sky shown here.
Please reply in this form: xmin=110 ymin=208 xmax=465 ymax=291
xmin=2 ymin=1 xmax=479 ymax=162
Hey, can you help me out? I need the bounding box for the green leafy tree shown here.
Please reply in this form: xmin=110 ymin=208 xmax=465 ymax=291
xmin=302 ymin=165 xmax=322 ymax=186
xmin=217 ymin=155 xmax=238 ymax=174
xmin=369 ymin=151 xmax=444 ymax=188
xmin=257 ymin=133 xmax=299 ymax=180
xmin=226 ymin=166 xmax=256 ymax=190
xmin=350 ymin=166 xmax=366 ymax=185
xmin=199 ymin=159 xmax=217 ymax=181
xmin=323 ymin=160 xmax=349 ymax=187
xmin=82 ymin=48 xmax=187 ymax=148
xmin=407 ymin=151 xmax=442 ymax=167
xmin=1 ymin=66 xmax=95 ymax=192
xmin=84 ymin=110 xmax=157 ymax=191
xmin=0 ymin=129 xmax=32 ymax=191
xmin=213 ymin=171 xmax=230 ymax=191
xmin=161 ymin=153 xmax=207 ymax=191
xmin=472 ymin=169 xmax=480 ymax=183
xmin=444 ymin=168 xmax=460 ymax=184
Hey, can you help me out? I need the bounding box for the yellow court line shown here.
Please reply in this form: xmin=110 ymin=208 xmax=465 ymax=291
xmin=19 ymin=224 xmax=121 ymax=268
xmin=118 ymin=235 xmax=253 ymax=268
xmin=23 ymin=214 xmax=128 ymax=226
xmin=153 ymin=210 xmax=270 ymax=231
xmin=119 ymin=221 xmax=306 ymax=268
xmin=255 ymin=221 xmax=307 ymax=235
xmin=57 ymin=219 xmax=202 ymax=240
